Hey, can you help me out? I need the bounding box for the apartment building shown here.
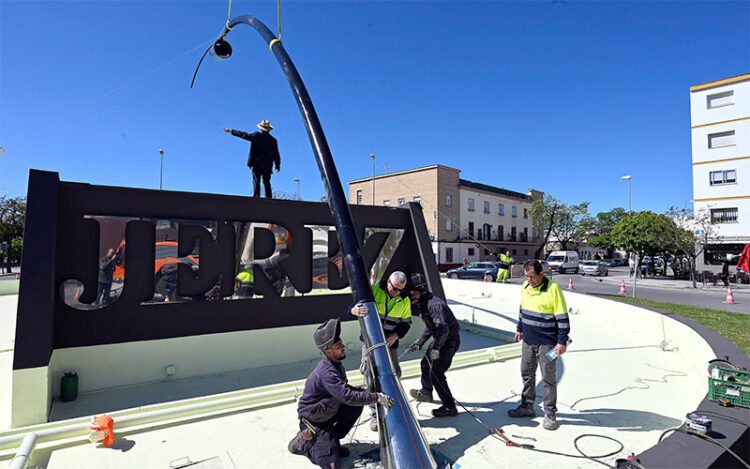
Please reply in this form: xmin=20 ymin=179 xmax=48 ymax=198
xmin=348 ymin=165 xmax=543 ymax=266
xmin=690 ymin=74 xmax=750 ymax=265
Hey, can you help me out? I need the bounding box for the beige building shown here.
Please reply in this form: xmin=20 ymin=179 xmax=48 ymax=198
xmin=348 ymin=165 xmax=544 ymax=266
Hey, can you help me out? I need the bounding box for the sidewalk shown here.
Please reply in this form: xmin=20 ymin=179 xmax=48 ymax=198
xmin=594 ymin=274 xmax=749 ymax=293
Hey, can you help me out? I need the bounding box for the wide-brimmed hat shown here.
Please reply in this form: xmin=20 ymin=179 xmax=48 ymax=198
xmin=257 ymin=119 xmax=273 ymax=131
xmin=314 ymin=318 xmax=341 ymax=351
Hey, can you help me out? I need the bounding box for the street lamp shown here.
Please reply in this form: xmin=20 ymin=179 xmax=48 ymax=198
xmin=190 ymin=15 xmax=434 ymax=467
xmin=158 ymin=149 xmax=165 ymax=190
xmin=293 ymin=177 xmax=300 ymax=200
xmin=620 ymin=175 xmax=632 ymax=213
xmin=370 ymin=153 xmax=376 ymax=205
xmin=621 ymin=175 xmax=636 ymax=297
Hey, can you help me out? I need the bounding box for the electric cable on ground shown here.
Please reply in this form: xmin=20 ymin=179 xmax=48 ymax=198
xmin=413 ymin=355 xmax=626 ymax=467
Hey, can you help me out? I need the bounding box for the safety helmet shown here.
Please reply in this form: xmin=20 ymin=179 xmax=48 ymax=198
xmin=314 ymin=318 xmax=341 ymax=351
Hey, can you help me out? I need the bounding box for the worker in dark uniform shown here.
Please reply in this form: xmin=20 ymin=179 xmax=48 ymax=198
xmin=289 ymin=318 xmax=394 ymax=468
xmin=405 ymin=273 xmax=461 ymax=418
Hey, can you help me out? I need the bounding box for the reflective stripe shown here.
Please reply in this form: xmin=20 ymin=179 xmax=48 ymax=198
xmin=558 ymin=323 xmax=570 ymax=329
xmin=521 ymin=318 xmax=557 ymax=328
xmin=554 ymin=313 xmax=569 ymax=320
xmin=520 ymin=308 xmax=554 ymax=320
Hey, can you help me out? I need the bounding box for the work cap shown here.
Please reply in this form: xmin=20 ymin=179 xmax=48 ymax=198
xmin=314 ymin=318 xmax=341 ymax=351
xmin=408 ymin=273 xmax=428 ymax=292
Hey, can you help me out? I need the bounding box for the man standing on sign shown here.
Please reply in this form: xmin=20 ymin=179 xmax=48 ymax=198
xmin=224 ymin=119 xmax=281 ymax=198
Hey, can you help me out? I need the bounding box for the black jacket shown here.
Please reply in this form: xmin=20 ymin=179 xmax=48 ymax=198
xmin=230 ymin=130 xmax=281 ymax=174
xmin=413 ymin=293 xmax=460 ymax=351
xmin=297 ymin=356 xmax=376 ymax=424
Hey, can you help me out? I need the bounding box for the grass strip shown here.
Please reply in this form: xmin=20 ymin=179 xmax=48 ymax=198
xmin=605 ymin=296 xmax=749 ymax=357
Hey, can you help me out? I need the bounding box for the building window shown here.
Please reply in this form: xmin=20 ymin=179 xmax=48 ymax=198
xmin=445 ymin=247 xmax=454 ymax=263
xmin=512 ymin=206 xmax=518 ymax=218
xmin=356 ymin=190 xmax=362 ymax=204
xmin=446 ymin=219 xmax=452 ymax=231
xmin=483 ymin=223 xmax=491 ymax=240
xmin=710 ymin=169 xmax=737 ymax=185
xmin=468 ymin=198 xmax=475 ymax=211
xmin=468 ymin=222 xmax=474 ymax=238
xmin=523 ymin=227 xmax=528 ymax=241
xmin=524 ymin=249 xmax=529 ymax=256
xmin=707 ymin=90 xmax=734 ymax=109
xmin=523 ymin=208 xmax=528 ymax=219
xmin=483 ymin=201 xmax=490 ymax=213
xmin=397 ymin=197 xmax=405 ymax=206
xmin=413 ymin=195 xmax=422 ymax=204
xmin=383 ymin=200 xmax=391 ymax=207
xmin=511 ymin=226 xmax=517 ymax=241
xmin=499 ymin=203 xmax=504 ymax=216
xmin=477 ymin=228 xmax=482 ymax=240
xmin=708 ymin=130 xmax=735 ymax=149
xmin=468 ymin=248 xmax=475 ymax=256
xmin=446 ymin=195 xmax=452 ymax=207
xmin=711 ymin=208 xmax=738 ymax=224
xmin=512 ymin=248 xmax=517 ymax=255
xmin=484 ymin=248 xmax=489 ymax=256
xmin=498 ymin=225 xmax=504 ymax=241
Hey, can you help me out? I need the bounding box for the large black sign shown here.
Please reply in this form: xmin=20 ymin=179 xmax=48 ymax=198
xmin=13 ymin=170 xmax=442 ymax=369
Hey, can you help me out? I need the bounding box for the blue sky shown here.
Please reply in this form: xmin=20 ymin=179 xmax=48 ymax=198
xmin=1 ymin=1 xmax=748 ymax=215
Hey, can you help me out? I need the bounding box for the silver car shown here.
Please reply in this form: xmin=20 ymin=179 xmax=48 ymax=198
xmin=580 ymin=260 xmax=608 ymax=276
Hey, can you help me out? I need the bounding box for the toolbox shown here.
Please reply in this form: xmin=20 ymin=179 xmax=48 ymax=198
xmin=708 ymin=366 xmax=750 ymax=409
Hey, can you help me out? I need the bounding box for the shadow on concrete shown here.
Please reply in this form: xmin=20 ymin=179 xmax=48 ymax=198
xmin=556 ymin=408 xmax=682 ymax=432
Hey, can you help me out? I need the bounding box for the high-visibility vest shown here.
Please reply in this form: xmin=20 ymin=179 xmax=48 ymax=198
xmin=518 ymin=277 xmax=569 ymax=345
xmin=372 ymin=284 xmax=412 ymax=334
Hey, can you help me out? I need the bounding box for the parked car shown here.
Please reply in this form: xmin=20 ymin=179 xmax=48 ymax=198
xmin=447 ymin=262 xmax=499 ymax=281
xmin=546 ymin=251 xmax=580 ymax=274
xmin=602 ymin=259 xmax=616 ymax=268
xmin=580 ymin=260 xmax=609 ymax=276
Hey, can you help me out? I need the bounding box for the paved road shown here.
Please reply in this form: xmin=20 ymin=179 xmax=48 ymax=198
xmin=449 ymin=267 xmax=749 ymax=315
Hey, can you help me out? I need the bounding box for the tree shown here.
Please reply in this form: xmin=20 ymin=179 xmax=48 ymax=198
xmin=581 ymin=207 xmax=628 ymax=258
xmin=611 ymin=211 xmax=679 ymax=269
xmin=0 ymin=196 xmax=26 ymax=272
xmin=530 ymin=195 xmax=562 ymax=259
xmin=666 ymin=206 xmax=715 ymax=288
xmin=531 ymin=196 xmax=590 ymax=258
xmin=551 ymin=201 xmax=590 ymax=251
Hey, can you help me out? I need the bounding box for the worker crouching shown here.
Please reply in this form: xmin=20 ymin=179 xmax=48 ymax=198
xmin=406 ymin=273 xmax=461 ymax=418
xmin=289 ymin=319 xmax=394 ymax=468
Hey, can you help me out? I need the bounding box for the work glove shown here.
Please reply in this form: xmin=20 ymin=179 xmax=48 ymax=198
xmin=406 ymin=341 xmax=422 ymax=353
xmin=428 ymin=349 xmax=440 ymax=361
xmin=376 ymin=392 xmax=394 ymax=409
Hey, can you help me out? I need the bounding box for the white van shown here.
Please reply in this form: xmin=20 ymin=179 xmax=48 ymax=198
xmin=546 ymin=251 xmax=580 ymax=274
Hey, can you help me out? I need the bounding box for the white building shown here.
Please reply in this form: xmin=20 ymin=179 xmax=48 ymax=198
xmin=690 ymin=74 xmax=750 ymax=265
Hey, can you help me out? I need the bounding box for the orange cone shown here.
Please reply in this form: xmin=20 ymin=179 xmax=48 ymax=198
xmin=618 ymin=280 xmax=626 ymax=296
xmin=723 ymin=285 xmax=736 ymax=304
xmin=567 ymin=277 xmax=574 ymax=290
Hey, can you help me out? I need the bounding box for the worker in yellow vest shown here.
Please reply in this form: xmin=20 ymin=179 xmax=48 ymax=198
xmin=496 ymin=250 xmax=514 ymax=283
xmin=351 ymin=271 xmax=412 ymax=432
xmin=235 ymin=266 xmax=254 ymax=298
xmin=507 ymin=260 xmax=570 ymax=431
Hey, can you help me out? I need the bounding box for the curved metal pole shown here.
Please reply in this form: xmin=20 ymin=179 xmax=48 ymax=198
xmin=222 ymin=15 xmax=436 ymax=469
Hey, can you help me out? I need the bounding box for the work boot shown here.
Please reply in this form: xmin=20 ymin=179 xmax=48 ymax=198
xmin=432 ymin=406 xmax=458 ymax=418
xmin=507 ymin=405 xmax=536 ymax=418
xmin=338 ymin=445 xmax=351 ymax=457
xmin=409 ymin=389 xmax=433 ymax=403
xmin=287 ymin=431 xmax=305 ymax=455
xmin=543 ymin=414 xmax=559 ymax=430
xmin=369 ymin=418 xmax=378 ymax=432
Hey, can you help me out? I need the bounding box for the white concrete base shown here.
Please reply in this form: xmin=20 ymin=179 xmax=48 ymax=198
xmin=11 ymin=367 xmax=49 ymax=428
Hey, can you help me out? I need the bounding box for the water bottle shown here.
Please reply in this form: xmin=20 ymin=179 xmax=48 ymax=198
xmin=546 ymin=338 xmax=572 ymax=361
